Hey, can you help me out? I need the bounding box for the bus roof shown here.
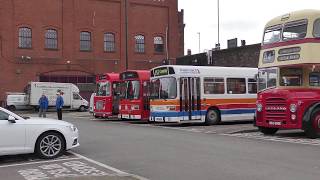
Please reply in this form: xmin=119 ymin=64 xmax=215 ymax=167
xmin=265 ymin=9 xmax=320 ymax=28
xmin=96 ymin=73 xmax=119 ymax=82
xmin=151 ymin=65 xmax=257 ymax=78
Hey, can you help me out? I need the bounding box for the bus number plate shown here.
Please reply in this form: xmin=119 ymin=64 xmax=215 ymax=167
xmin=155 ymin=117 xmax=164 ymax=121
xmin=269 ymin=121 xmax=281 ymax=126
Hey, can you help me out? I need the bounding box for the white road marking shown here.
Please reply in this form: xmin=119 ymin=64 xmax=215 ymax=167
xmin=70 ymin=152 xmax=149 ymax=180
xmin=222 ymin=132 xmax=320 ymax=146
xmin=0 ymin=157 xmax=81 ymax=168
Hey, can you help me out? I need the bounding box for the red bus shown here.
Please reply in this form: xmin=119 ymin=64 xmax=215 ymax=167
xmin=118 ymin=70 xmax=150 ymax=121
xmin=255 ymin=10 xmax=320 ymax=138
xmin=94 ymin=73 xmax=121 ymax=118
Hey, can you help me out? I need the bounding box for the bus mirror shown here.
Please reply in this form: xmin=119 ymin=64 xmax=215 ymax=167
xmin=254 ymin=74 xmax=258 ymax=80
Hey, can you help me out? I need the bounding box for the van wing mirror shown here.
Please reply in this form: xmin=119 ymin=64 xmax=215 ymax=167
xmin=8 ymin=115 xmax=16 ymax=123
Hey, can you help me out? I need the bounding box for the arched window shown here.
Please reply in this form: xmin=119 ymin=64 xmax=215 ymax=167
xmin=154 ymin=36 xmax=164 ymax=53
xmin=80 ymin=31 xmax=91 ymax=51
xmin=135 ymin=35 xmax=145 ymax=53
xmin=104 ymin=33 xmax=115 ymax=52
xmin=45 ymin=29 xmax=58 ymax=49
xmin=19 ymin=27 xmax=32 ymax=48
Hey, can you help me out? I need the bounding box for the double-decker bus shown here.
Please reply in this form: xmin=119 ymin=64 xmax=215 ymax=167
xmin=94 ymin=73 xmax=121 ymax=118
xmin=118 ymin=70 xmax=150 ymax=121
xmin=255 ymin=9 xmax=320 ymax=138
xmin=149 ymin=65 xmax=258 ymax=124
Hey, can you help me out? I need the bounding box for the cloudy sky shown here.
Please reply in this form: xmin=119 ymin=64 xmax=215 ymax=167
xmin=178 ymin=0 xmax=320 ymax=54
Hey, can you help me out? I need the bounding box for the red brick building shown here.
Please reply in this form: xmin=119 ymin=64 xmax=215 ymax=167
xmin=0 ymin=0 xmax=184 ymax=102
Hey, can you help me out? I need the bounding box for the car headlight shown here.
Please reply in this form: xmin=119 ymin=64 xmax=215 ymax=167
xmin=290 ymin=104 xmax=297 ymax=113
xmin=257 ymin=103 xmax=263 ymax=112
xmin=68 ymin=125 xmax=78 ymax=132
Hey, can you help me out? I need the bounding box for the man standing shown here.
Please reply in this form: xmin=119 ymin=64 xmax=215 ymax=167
xmin=38 ymin=94 xmax=48 ymax=118
xmin=56 ymin=92 xmax=64 ymax=120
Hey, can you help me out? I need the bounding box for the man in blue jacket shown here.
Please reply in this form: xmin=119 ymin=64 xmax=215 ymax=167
xmin=56 ymin=92 xmax=64 ymax=120
xmin=38 ymin=94 xmax=48 ymax=118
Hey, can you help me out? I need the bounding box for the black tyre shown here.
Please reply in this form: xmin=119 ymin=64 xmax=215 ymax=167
xmin=35 ymin=132 xmax=66 ymax=159
xmin=79 ymin=106 xmax=86 ymax=112
xmin=305 ymin=108 xmax=320 ymax=139
xmin=205 ymin=109 xmax=221 ymax=125
xmin=258 ymin=126 xmax=278 ymax=135
xmin=7 ymin=105 xmax=16 ymax=111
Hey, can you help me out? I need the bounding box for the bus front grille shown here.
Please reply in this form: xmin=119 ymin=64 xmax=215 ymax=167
xmin=265 ymin=98 xmax=287 ymax=121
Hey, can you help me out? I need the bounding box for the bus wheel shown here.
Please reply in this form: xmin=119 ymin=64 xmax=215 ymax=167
xmin=205 ymin=109 xmax=220 ymax=125
xmin=258 ymin=127 xmax=278 ymax=135
xmin=305 ymin=108 xmax=320 ymax=139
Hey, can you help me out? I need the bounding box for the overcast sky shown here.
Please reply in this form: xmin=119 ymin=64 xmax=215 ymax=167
xmin=178 ymin=0 xmax=320 ymax=54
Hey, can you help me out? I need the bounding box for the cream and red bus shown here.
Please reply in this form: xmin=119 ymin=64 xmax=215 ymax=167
xmin=255 ymin=9 xmax=320 ymax=138
xmin=149 ymin=65 xmax=257 ymax=124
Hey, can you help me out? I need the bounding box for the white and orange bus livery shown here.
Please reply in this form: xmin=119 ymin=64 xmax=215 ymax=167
xmin=149 ymin=65 xmax=258 ymax=124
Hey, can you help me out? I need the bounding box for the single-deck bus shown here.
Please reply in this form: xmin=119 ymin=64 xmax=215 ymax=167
xmin=118 ymin=70 xmax=150 ymax=121
xmin=149 ymin=65 xmax=258 ymax=124
xmin=255 ymin=9 xmax=320 ymax=138
xmin=94 ymin=73 xmax=121 ymax=118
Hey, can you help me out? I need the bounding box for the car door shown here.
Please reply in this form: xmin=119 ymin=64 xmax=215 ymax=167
xmin=0 ymin=110 xmax=26 ymax=155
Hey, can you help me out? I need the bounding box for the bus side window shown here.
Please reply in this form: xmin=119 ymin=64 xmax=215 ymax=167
xmin=227 ymin=78 xmax=246 ymax=94
xmin=313 ymin=18 xmax=320 ymax=38
xmin=203 ymin=77 xmax=224 ymax=94
xmin=309 ymin=72 xmax=320 ymax=86
xmin=248 ymin=78 xmax=257 ymax=94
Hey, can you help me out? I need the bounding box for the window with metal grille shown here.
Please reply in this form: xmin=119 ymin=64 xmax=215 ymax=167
xmin=19 ymin=27 xmax=32 ymax=48
xmin=104 ymin=33 xmax=115 ymax=52
xmin=45 ymin=29 xmax=58 ymax=49
xmin=135 ymin=35 xmax=145 ymax=53
xmin=154 ymin=36 xmax=164 ymax=53
xmin=80 ymin=31 xmax=91 ymax=51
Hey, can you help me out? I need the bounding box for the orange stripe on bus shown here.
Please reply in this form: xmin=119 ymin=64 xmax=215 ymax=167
xmin=150 ymin=98 xmax=256 ymax=106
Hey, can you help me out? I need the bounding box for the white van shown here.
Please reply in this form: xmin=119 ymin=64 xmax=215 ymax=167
xmin=6 ymin=93 xmax=31 ymax=111
xmin=6 ymin=82 xmax=89 ymax=111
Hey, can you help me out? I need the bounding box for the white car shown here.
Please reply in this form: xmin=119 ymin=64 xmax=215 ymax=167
xmin=0 ymin=107 xmax=79 ymax=159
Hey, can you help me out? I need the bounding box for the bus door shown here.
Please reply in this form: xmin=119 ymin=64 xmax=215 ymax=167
xmin=180 ymin=77 xmax=201 ymax=121
xmin=112 ymin=82 xmax=121 ymax=115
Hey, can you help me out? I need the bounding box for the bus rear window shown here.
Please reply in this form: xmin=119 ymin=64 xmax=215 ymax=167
xmin=283 ymin=20 xmax=307 ymax=41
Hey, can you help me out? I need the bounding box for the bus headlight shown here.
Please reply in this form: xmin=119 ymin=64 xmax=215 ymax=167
xmin=290 ymin=104 xmax=297 ymax=113
xmin=257 ymin=103 xmax=263 ymax=112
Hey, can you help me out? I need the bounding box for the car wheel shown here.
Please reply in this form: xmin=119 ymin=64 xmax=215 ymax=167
xmin=305 ymin=108 xmax=320 ymax=139
xmin=7 ymin=105 xmax=16 ymax=111
xmin=205 ymin=109 xmax=220 ymax=125
xmin=258 ymin=127 xmax=278 ymax=135
xmin=79 ymin=106 xmax=86 ymax=112
xmin=35 ymin=132 xmax=65 ymax=159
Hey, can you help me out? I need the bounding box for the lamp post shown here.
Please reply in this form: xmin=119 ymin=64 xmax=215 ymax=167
xmin=217 ymin=0 xmax=220 ymax=48
xmin=125 ymin=0 xmax=129 ymax=70
xmin=197 ymin=32 xmax=200 ymax=53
